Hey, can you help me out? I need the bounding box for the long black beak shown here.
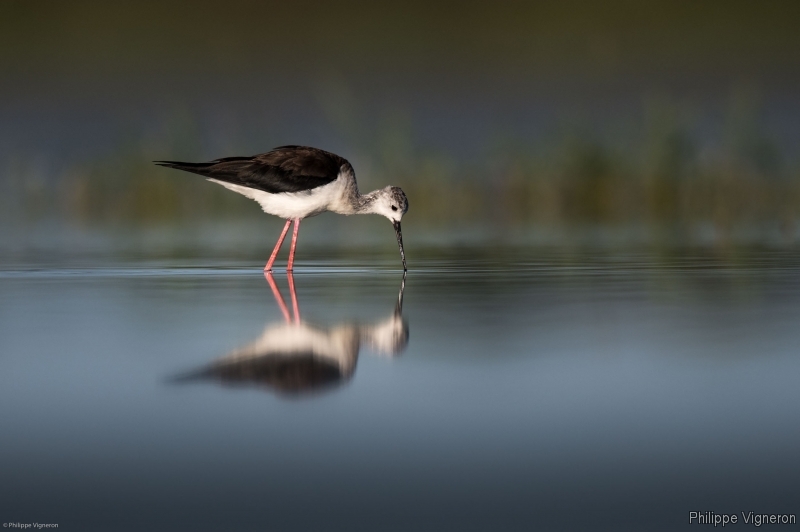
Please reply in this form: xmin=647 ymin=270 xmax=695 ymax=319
xmin=393 ymin=221 xmax=407 ymax=271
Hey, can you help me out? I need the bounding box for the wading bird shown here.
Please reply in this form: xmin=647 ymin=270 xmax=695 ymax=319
xmin=155 ymin=145 xmax=409 ymax=270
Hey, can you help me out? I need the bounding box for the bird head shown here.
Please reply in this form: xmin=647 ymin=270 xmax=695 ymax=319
xmin=371 ymin=186 xmax=408 ymax=224
xmin=369 ymin=186 xmax=409 ymax=271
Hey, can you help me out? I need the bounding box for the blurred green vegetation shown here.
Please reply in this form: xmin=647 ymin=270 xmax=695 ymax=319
xmin=1 ymin=90 xmax=797 ymax=242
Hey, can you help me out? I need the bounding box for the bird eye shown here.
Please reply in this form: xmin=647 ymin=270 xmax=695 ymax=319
xmin=391 ymin=205 xmax=398 ymax=211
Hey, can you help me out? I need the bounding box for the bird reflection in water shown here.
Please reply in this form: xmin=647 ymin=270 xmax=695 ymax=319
xmin=171 ymin=273 xmax=408 ymax=396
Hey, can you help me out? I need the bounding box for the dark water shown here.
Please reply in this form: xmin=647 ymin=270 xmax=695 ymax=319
xmin=1 ymin=249 xmax=799 ymax=531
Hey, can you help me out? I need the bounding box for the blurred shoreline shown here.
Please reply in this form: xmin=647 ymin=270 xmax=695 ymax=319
xmin=2 ymin=94 xmax=798 ymax=243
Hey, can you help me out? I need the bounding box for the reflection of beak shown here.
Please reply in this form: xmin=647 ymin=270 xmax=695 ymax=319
xmin=393 ymin=221 xmax=407 ymax=271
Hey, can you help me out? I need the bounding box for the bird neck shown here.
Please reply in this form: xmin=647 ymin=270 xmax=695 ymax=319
xmin=350 ymin=189 xmax=382 ymax=215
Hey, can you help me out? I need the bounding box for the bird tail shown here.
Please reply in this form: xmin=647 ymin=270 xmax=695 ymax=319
xmin=154 ymin=160 xmax=208 ymax=167
xmin=153 ymin=160 xmax=216 ymax=172
xmin=153 ymin=160 xmax=211 ymax=175
xmin=154 ymin=157 xmax=255 ymax=180
xmin=165 ymin=366 xmax=214 ymax=384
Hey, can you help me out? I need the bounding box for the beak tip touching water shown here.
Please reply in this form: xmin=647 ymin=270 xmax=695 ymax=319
xmin=393 ymin=221 xmax=407 ymax=271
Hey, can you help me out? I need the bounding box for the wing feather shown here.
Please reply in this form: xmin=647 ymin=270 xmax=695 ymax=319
xmin=155 ymin=146 xmax=348 ymax=194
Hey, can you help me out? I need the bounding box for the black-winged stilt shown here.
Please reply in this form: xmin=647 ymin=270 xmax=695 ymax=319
xmin=170 ymin=271 xmax=408 ymax=396
xmin=155 ymin=145 xmax=409 ymax=271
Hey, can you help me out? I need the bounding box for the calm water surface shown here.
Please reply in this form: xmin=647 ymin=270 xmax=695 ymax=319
xmin=1 ymin=249 xmax=799 ymax=531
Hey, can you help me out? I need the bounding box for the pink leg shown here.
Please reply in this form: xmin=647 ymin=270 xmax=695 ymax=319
xmin=286 ymin=271 xmax=301 ymax=323
xmin=264 ymin=220 xmax=292 ymax=271
xmin=264 ymin=271 xmax=291 ymax=323
xmin=286 ymin=218 xmax=301 ymax=272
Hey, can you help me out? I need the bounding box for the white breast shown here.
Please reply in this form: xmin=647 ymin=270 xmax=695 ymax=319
xmin=207 ymin=173 xmax=350 ymax=219
xmin=219 ymin=322 xmax=360 ymax=376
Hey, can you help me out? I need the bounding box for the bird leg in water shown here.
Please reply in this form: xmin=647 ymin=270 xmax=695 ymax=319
xmin=265 ymin=220 xmax=292 ymax=271
xmin=287 ymin=271 xmax=301 ymax=323
xmin=264 ymin=271 xmax=292 ymax=323
xmin=396 ymin=271 xmax=406 ymax=315
xmin=287 ymin=218 xmax=301 ymax=272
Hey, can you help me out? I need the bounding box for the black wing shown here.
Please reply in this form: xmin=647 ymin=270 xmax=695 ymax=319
xmin=154 ymin=145 xmax=349 ymax=194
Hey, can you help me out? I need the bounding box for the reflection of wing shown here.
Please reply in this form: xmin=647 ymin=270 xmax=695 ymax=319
xmin=173 ymin=323 xmax=360 ymax=396
xmin=206 ymin=352 xmax=344 ymax=394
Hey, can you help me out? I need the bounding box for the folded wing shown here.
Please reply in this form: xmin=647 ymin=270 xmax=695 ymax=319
xmin=155 ymin=145 xmax=347 ymax=194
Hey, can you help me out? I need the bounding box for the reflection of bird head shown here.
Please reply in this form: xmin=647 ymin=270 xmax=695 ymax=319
xmin=361 ymin=313 xmax=409 ymax=357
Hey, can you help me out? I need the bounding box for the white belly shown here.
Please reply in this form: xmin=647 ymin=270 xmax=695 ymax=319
xmin=207 ymin=177 xmax=347 ymax=219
